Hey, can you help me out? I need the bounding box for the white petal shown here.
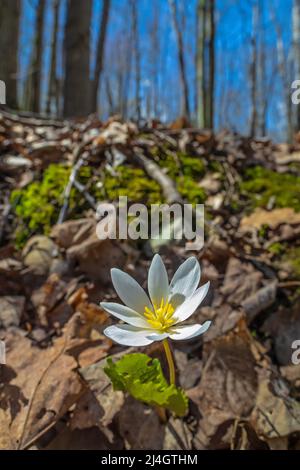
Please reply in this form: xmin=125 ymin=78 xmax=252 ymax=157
xmin=169 ymin=257 xmax=201 ymax=306
xmin=111 ymin=268 xmax=152 ymax=313
xmin=104 ymin=324 xmax=156 ymax=346
xmin=174 ymin=281 xmax=210 ymax=324
xmin=100 ymin=302 xmax=149 ymax=328
xmin=146 ymin=331 xmax=169 ymax=341
xmin=168 ymin=321 xmax=211 ymax=341
xmin=148 ymin=254 xmax=169 ymax=306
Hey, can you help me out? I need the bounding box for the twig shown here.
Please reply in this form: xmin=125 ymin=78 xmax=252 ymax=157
xmin=57 ymin=137 xmax=95 ymax=224
xmin=133 ymin=147 xmax=183 ymax=204
xmin=0 ymin=107 xmax=66 ymax=128
xmin=278 ymin=281 xmax=300 ymax=288
xmin=73 ymin=179 xmax=97 ymax=209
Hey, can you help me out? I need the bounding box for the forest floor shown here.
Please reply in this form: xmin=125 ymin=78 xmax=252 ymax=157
xmin=1 ymin=109 xmax=300 ymax=450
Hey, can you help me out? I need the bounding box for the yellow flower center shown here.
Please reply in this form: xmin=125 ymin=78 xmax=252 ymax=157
xmin=144 ymin=298 xmax=176 ymax=331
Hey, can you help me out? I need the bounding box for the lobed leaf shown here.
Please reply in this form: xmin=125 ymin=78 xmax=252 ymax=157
xmin=104 ymin=353 xmax=188 ymax=417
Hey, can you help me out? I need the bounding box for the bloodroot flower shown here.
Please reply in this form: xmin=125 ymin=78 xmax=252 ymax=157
xmin=101 ymin=254 xmax=211 ymax=387
xmin=101 ymin=254 xmax=211 ymax=349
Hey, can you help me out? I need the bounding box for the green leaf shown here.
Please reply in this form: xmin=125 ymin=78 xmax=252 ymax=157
xmin=104 ymin=353 xmax=188 ymax=417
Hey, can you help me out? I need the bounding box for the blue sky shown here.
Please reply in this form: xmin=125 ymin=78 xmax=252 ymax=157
xmin=19 ymin=0 xmax=294 ymax=140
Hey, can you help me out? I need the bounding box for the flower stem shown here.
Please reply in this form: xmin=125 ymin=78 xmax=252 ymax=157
xmin=163 ymin=338 xmax=175 ymax=385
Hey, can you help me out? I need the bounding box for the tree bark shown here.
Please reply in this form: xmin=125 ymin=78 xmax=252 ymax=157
xmin=46 ymin=0 xmax=60 ymax=115
xmin=196 ymin=0 xmax=205 ymax=127
xmin=31 ymin=0 xmax=46 ymax=113
xmin=91 ymin=0 xmax=111 ymax=113
xmin=0 ymin=0 xmax=20 ymax=109
xmin=293 ymin=0 xmax=300 ymax=131
xmin=131 ymin=0 xmax=141 ymax=121
xmin=206 ymin=0 xmax=215 ymax=128
xmin=63 ymin=0 xmax=92 ymax=118
xmin=169 ymin=0 xmax=190 ymax=119
xmin=196 ymin=0 xmax=214 ymax=128
xmin=250 ymin=1 xmax=258 ymax=137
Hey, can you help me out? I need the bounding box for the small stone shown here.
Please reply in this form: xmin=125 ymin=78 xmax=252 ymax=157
xmin=0 ymin=296 xmax=25 ymax=328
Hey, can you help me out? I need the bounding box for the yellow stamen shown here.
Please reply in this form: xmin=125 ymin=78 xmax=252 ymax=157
xmin=144 ymin=298 xmax=176 ymax=331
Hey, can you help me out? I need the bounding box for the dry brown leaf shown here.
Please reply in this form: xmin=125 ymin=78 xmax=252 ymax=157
xmin=251 ymin=372 xmax=300 ymax=442
xmin=221 ymin=257 xmax=263 ymax=305
xmin=0 ymin=316 xmax=84 ymax=449
xmin=240 ymin=208 xmax=300 ymax=232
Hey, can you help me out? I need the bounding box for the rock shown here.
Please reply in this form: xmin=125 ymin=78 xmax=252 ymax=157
xmin=0 ymin=296 xmax=25 ymax=328
xmin=22 ymin=236 xmax=58 ymax=276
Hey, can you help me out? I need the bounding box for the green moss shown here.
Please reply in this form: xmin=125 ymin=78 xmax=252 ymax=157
xmin=258 ymin=224 xmax=269 ymax=239
xmin=102 ymin=166 xmax=163 ymax=205
xmin=10 ymin=163 xmax=92 ymax=248
xmin=150 ymin=147 xmax=206 ymax=179
xmin=180 ymin=154 xmax=205 ymax=178
xmin=149 ymin=150 xmax=207 ymax=204
xmin=240 ymin=166 xmax=300 ymax=212
xmin=10 ymin=153 xmax=207 ymax=248
xmin=208 ymin=160 xmax=223 ymax=173
xmin=268 ymin=242 xmax=285 ymax=256
xmin=177 ymin=177 xmax=206 ymax=205
xmin=102 ymin=156 xmax=206 ymax=207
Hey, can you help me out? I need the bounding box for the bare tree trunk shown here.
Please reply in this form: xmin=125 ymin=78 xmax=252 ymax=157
xmin=250 ymin=1 xmax=258 ymax=137
xmin=196 ymin=0 xmax=205 ymax=127
xmin=257 ymin=0 xmax=267 ymax=136
xmin=30 ymin=0 xmax=46 ymax=113
xmin=46 ymin=0 xmax=60 ymax=115
xmin=169 ymin=0 xmax=190 ymax=119
xmin=150 ymin=2 xmax=160 ymax=118
xmin=105 ymin=76 xmax=114 ymax=116
xmin=196 ymin=0 xmax=214 ymax=128
xmin=131 ymin=0 xmax=141 ymax=121
xmin=0 ymin=0 xmax=20 ymax=109
xmin=206 ymin=0 xmax=215 ymax=128
xmin=293 ymin=0 xmax=300 ymax=131
xmin=271 ymin=7 xmax=293 ymax=142
xmin=63 ymin=0 xmax=92 ymax=118
xmin=122 ymin=29 xmax=134 ymax=118
xmin=91 ymin=0 xmax=111 ymax=113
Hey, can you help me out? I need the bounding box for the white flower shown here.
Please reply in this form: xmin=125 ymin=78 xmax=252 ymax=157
xmin=101 ymin=254 xmax=211 ymax=347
